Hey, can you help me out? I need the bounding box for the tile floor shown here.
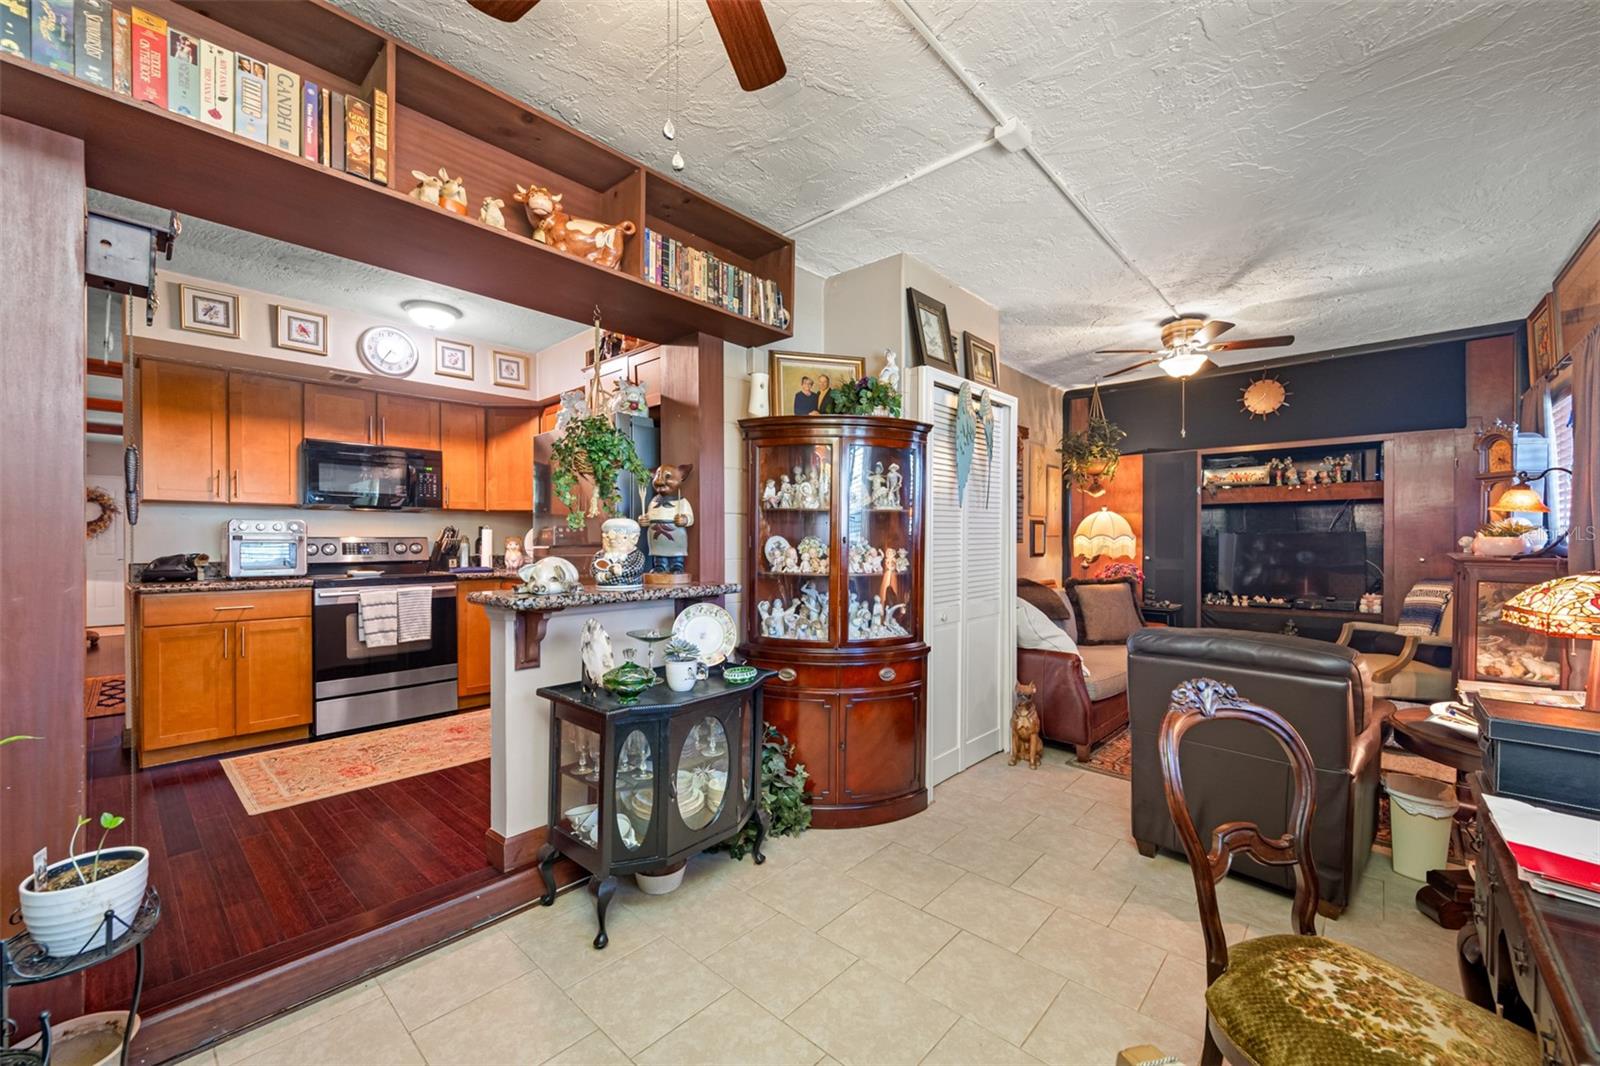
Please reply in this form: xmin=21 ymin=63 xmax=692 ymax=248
xmin=185 ymin=749 xmax=1459 ymax=1066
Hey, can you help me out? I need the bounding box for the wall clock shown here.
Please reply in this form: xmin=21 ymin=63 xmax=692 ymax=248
xmin=1240 ymin=374 xmax=1289 ymax=420
xmin=357 ymin=326 xmax=420 ymax=377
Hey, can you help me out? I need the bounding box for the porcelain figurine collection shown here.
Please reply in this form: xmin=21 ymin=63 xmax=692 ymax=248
xmin=761 ymin=463 xmax=830 ymax=510
xmin=852 ymin=460 xmax=904 ymax=511
xmin=639 ymin=464 xmax=695 ymax=576
xmin=847 ymin=542 xmax=910 ymax=576
xmin=1266 ymin=453 xmax=1358 ymax=487
xmin=757 ymin=581 xmax=829 ymax=641
xmin=847 ymin=591 xmax=910 ymax=640
xmin=764 ymin=535 xmax=828 ymax=575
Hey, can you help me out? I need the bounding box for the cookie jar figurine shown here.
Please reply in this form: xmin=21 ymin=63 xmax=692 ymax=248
xmin=640 ymin=464 xmax=694 ymax=584
xmin=591 ymin=516 xmax=646 ymax=590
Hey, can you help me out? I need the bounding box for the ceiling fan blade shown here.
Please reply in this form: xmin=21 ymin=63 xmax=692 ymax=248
xmin=467 ymin=0 xmax=541 ymax=21
xmin=1192 ymin=319 xmax=1235 ymax=345
xmin=1093 ymin=348 xmax=1157 ymax=354
xmin=1207 ymin=335 xmax=1295 ymax=352
xmin=706 ymin=0 xmax=788 ymax=91
xmin=1102 ymin=359 xmax=1161 ymax=379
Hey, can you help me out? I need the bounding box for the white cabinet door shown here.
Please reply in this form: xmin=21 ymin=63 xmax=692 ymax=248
xmin=925 ymin=388 xmax=965 ymax=785
xmin=960 ymin=400 xmax=1009 ymax=767
xmin=85 ymin=475 xmax=126 ymax=627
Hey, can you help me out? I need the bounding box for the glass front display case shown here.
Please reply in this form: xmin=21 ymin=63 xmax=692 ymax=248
xmin=1452 ymin=554 xmax=1568 ymax=690
xmin=753 ymin=441 xmax=834 ymax=643
xmin=843 ymin=441 xmax=917 ymax=644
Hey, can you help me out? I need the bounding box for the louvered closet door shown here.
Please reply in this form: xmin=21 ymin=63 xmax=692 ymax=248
xmin=925 ymin=389 xmax=965 ymax=785
xmin=959 ymin=400 xmax=1009 ymax=768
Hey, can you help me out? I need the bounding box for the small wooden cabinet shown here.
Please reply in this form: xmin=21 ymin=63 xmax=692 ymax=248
xmin=440 ymin=401 xmax=486 ymax=511
xmin=304 ymin=382 xmax=376 ymax=444
xmin=137 ymin=590 xmax=313 ymax=763
xmin=457 ymin=578 xmax=516 ymax=700
xmin=377 ymin=393 xmax=441 ymax=449
xmin=228 ymin=372 xmax=303 ymax=504
xmin=1450 ymin=553 xmax=1568 ymax=689
xmin=140 ymin=359 xmax=229 ymax=502
xmin=485 ymin=407 xmax=536 ymax=512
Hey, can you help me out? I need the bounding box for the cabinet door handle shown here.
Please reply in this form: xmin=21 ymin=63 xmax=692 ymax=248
xmin=214 ymin=469 xmax=221 ymax=498
xmin=444 ymin=485 xmax=450 ymax=508
xmin=368 ymin=415 xmax=375 ymax=442
xmin=879 ymin=667 xmax=897 ymax=682
xmin=381 ymin=416 xmax=387 ymax=443
xmin=222 ymin=628 xmax=228 ymax=660
xmin=777 ymin=668 xmax=797 ymax=682
xmin=231 ymin=470 xmax=238 ymax=497
xmin=239 ymin=627 xmax=247 ymax=659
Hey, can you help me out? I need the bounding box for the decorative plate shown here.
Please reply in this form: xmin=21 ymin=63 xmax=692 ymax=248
xmin=673 ymin=603 xmax=737 ymax=665
xmin=763 ymin=535 xmax=793 ymax=570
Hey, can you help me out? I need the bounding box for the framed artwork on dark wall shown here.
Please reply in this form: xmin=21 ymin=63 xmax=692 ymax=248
xmin=963 ymin=332 xmax=999 ymax=386
xmin=1553 ymin=220 xmax=1600 ymax=359
xmin=906 ymin=288 xmax=958 ymax=373
xmin=1028 ymin=520 xmax=1047 ymax=557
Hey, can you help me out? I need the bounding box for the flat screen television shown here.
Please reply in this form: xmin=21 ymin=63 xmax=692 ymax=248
xmin=1214 ymin=531 xmax=1369 ymax=602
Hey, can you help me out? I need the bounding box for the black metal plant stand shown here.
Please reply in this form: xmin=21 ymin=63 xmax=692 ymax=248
xmin=1 ymin=888 xmax=160 ymax=1066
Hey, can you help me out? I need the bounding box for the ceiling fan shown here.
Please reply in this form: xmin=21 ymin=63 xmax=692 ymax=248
xmin=466 ymin=0 xmax=788 ymax=92
xmin=1098 ymin=315 xmax=1294 ymax=380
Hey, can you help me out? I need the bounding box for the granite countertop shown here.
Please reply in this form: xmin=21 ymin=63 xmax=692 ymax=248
xmin=468 ymin=582 xmax=740 ymax=612
xmin=131 ymin=577 xmax=317 ymax=594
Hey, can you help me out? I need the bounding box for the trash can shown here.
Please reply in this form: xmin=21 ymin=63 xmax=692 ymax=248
xmin=1384 ymin=772 xmax=1458 ymax=880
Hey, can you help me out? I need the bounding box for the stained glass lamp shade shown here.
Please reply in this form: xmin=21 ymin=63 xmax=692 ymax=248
xmin=1073 ymin=507 xmax=1136 ymax=566
xmin=1500 ymin=573 xmax=1600 ymax=710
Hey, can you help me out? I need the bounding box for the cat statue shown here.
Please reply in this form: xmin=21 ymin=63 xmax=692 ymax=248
xmin=1010 ymin=681 xmax=1042 ymax=770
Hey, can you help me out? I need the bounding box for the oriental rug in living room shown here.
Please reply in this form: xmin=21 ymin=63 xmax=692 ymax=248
xmin=221 ymin=709 xmax=490 ymax=815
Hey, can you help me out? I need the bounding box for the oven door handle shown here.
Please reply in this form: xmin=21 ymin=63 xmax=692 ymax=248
xmin=314 ymin=583 xmax=457 ymax=604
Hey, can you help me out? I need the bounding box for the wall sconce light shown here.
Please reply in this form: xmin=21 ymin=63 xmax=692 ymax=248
xmin=1073 ymin=507 xmax=1135 ymax=569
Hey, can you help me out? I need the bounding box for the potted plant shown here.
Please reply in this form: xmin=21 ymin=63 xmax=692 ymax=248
xmin=19 ymin=810 xmax=149 ymax=957
xmin=550 ymin=413 xmax=650 ymax=531
xmin=1472 ymin=518 xmax=1542 ymax=557
xmin=1059 ymin=413 xmax=1126 ymax=494
xmin=711 ymin=725 xmax=811 ymax=861
xmin=662 ymin=637 xmax=707 ymax=692
xmin=821 ymin=376 xmax=903 ymax=417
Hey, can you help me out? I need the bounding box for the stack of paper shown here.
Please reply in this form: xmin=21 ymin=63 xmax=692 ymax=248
xmin=1482 ymin=794 xmax=1600 ymax=907
xmin=1426 ymin=700 xmax=1479 ymax=736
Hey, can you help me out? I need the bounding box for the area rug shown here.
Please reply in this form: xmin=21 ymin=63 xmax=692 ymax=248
xmin=1077 ymin=726 xmax=1132 ymax=778
xmin=221 ymin=710 xmax=490 ymax=815
xmin=84 ymin=675 xmax=126 ymax=719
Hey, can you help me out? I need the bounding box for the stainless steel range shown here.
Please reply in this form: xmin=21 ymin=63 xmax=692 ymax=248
xmin=308 ymin=535 xmax=457 ymax=736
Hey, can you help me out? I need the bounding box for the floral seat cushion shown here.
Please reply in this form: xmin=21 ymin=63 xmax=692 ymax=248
xmin=1206 ymin=935 xmax=1538 ymax=1066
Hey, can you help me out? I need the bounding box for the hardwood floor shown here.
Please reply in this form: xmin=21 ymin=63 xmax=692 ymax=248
xmin=82 ymin=716 xmax=510 ymax=1019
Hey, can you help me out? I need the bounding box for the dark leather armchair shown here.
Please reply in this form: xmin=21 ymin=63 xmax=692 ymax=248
xmin=1127 ymin=628 xmax=1392 ymax=916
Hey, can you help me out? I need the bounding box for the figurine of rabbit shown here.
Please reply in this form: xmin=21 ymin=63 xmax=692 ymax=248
xmin=409 ymin=169 xmax=443 ymax=207
xmin=478 ymin=196 xmax=506 ymax=230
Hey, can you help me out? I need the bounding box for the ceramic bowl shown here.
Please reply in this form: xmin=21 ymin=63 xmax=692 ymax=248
xmin=721 ymin=665 xmax=757 ymax=685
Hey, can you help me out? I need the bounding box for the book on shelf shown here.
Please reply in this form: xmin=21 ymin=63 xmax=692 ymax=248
xmin=371 ymin=86 xmax=389 ymax=185
xmin=317 ymin=86 xmax=330 ymax=166
xmin=234 ymin=51 xmax=267 ymax=142
xmin=301 ymin=79 xmax=319 ymax=162
xmin=31 ymin=0 xmax=71 ymax=74
xmin=641 ymin=227 xmax=786 ymax=327
xmin=198 ymin=38 xmax=232 ymax=130
xmin=166 ymin=26 xmax=199 ymax=117
xmin=266 ymin=62 xmax=300 ymax=155
xmin=1 ymin=0 xmax=29 ymax=61
xmin=328 ymin=90 xmax=345 ymax=170
xmin=110 ymin=7 xmax=127 ymax=94
xmin=129 ymin=6 xmax=163 ymax=106
xmin=73 ymin=0 xmax=109 ymax=87
xmin=344 ymin=95 xmax=371 ymax=179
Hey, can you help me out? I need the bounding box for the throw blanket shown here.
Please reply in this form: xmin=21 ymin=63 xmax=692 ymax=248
xmin=1396 ymin=581 xmax=1451 ymax=636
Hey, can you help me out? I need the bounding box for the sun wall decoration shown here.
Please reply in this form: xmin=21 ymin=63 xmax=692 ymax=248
xmin=1240 ymin=374 xmax=1290 ymax=420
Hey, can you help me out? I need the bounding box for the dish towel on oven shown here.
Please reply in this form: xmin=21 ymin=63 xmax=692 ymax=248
xmin=397 ymin=586 xmax=433 ymax=643
xmin=357 ymin=588 xmax=399 ymax=648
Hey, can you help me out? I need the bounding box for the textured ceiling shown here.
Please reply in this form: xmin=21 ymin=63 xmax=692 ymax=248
xmin=155 ymin=0 xmax=1600 ymax=386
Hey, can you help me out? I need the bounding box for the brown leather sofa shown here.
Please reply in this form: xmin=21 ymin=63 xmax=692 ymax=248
xmin=1127 ymin=628 xmax=1392 ymax=916
xmin=1016 ymin=579 xmax=1131 ymax=761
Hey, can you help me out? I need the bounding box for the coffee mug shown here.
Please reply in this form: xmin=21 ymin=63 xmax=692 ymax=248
xmin=665 ymin=658 xmax=707 ymax=692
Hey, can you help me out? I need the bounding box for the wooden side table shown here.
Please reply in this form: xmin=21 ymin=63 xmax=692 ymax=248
xmin=1140 ymin=603 xmax=1183 ymax=626
xmin=1388 ymin=706 xmax=1482 ymax=929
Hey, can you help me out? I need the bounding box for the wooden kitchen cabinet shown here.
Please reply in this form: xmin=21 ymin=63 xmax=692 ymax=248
xmin=377 ymin=393 xmax=441 ymax=449
xmin=140 ymin=621 xmax=235 ymax=749
xmin=456 ymin=579 xmax=516 ymax=700
xmin=440 ymin=402 xmax=486 ymax=511
xmin=228 ymin=372 xmax=303 ymax=505
xmin=484 ymin=407 xmax=536 ymax=512
xmin=304 ymin=382 xmax=376 ymax=443
xmin=140 ymin=359 xmax=229 ymax=502
xmin=234 ymin=617 xmax=313 ymax=734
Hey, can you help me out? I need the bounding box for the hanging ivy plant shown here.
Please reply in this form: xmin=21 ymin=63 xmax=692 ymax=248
xmin=550 ymin=414 xmax=650 ymax=531
xmin=1058 ymin=383 xmax=1125 ymax=493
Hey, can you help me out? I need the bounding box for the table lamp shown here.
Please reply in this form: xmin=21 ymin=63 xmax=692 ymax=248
xmin=1500 ymin=573 xmax=1600 ymax=711
xmin=1073 ymin=507 xmax=1136 ymax=569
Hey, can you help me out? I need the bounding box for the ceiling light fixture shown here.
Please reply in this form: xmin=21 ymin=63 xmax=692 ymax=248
xmin=1159 ymin=349 xmax=1209 ymax=378
xmin=401 ymin=300 xmax=462 ymax=330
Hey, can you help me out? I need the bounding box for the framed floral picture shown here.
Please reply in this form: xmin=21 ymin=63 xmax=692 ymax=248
xmin=272 ymin=305 xmax=326 ymax=355
xmin=906 ymin=288 xmax=957 ymax=373
xmin=179 ymin=284 xmax=239 ymax=338
xmin=963 ymin=332 xmax=999 ymax=386
xmin=436 ymin=339 xmax=475 ymax=381
xmin=492 ymin=350 xmax=529 ymax=389
xmin=1526 ymin=294 xmax=1554 ymax=385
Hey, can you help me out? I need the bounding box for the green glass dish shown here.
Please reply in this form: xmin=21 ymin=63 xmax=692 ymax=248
xmin=602 ymin=660 xmax=655 ymax=704
xmin=721 ymin=665 xmax=757 ymax=685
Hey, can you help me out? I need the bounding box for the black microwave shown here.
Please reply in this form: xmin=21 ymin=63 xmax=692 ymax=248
xmin=301 ymin=440 xmax=442 ymax=510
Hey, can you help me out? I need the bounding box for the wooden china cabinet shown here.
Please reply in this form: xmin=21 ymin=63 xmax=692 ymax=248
xmin=737 ymin=416 xmax=931 ymax=828
xmin=1450 ymin=553 xmax=1568 ymax=689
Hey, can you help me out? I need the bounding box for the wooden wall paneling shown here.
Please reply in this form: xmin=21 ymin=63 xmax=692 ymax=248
xmin=141 ymin=359 xmax=229 ymax=501
xmin=600 ymin=169 xmax=647 ymax=278
xmin=1140 ymin=451 xmax=1200 ymax=625
xmin=439 ymin=401 xmax=485 ymax=511
xmin=170 ymin=0 xmax=387 ymax=87
xmin=658 ymin=335 xmax=724 ymax=583
xmin=1384 ymin=429 xmax=1477 ymax=624
xmin=229 ymin=372 xmax=303 ymax=504
xmin=1465 ymin=334 xmax=1517 ymax=429
xmin=1071 ymin=454 xmax=1144 ymax=582
xmin=0 ymin=115 xmax=88 ymax=1028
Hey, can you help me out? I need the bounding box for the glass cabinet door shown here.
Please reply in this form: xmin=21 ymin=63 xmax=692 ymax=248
xmin=843 ymin=442 xmax=916 ymax=643
xmin=753 ymin=442 xmax=833 ymax=643
xmin=1475 ymin=579 xmax=1562 ymax=686
xmin=613 ymin=726 xmax=655 ymax=855
xmin=555 ymin=717 xmax=604 ymax=851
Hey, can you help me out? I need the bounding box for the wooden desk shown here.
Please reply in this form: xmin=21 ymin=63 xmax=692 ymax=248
xmin=1462 ymin=774 xmax=1600 ymax=1065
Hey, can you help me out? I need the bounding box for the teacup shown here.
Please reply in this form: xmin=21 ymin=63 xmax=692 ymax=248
xmin=665 ymin=658 xmax=707 ymax=692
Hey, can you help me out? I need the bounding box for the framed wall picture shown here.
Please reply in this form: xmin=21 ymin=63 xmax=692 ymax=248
xmin=435 ymin=339 xmax=475 ymax=381
xmin=1553 ymin=221 xmax=1600 ymax=361
xmin=1527 ymin=294 xmax=1555 ymax=384
xmin=906 ymin=288 xmax=957 ymax=372
xmin=272 ymin=305 xmax=326 ymax=355
xmin=1027 ymin=442 xmax=1047 ymax=518
xmin=1028 ymin=520 xmax=1047 ymax=557
xmin=179 ymin=283 xmax=239 ymax=338
xmin=963 ymin=331 xmax=999 ymax=386
xmin=768 ymin=351 xmax=866 ymax=416
xmin=492 ymin=350 xmax=530 ymax=389
xmin=1046 ymin=464 xmax=1062 ymax=536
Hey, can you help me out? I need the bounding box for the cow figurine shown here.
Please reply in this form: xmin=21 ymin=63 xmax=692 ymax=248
xmin=514 ymin=182 xmax=636 ymax=270
xmin=1010 ymin=681 xmax=1042 ymax=769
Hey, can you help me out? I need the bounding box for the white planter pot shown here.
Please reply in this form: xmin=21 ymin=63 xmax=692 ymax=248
xmin=635 ymin=864 xmax=686 ymax=895
xmin=1472 ymin=535 xmax=1528 ymax=557
xmin=13 ymin=1010 xmax=140 ymax=1066
xmin=19 ymin=847 xmax=149 ymax=957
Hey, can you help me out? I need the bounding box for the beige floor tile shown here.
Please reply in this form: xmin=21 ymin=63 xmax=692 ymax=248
xmin=1071 ymin=800 xmax=1137 ymax=841
xmin=1065 ymin=770 xmax=1133 ymax=807
xmin=922 ymin=1017 xmax=1044 ymax=1065
xmin=636 ymin=990 xmax=824 ymax=1066
xmin=378 ymin=931 xmax=535 ymax=1030
xmin=908 ymin=932 xmax=1065 ymax=1045
xmin=817 ymin=892 xmax=959 ymax=981
xmin=1137 ymin=952 xmax=1209 ymax=1041
xmin=751 ymin=858 xmax=874 ymax=928
xmin=174 ymin=1053 xmax=220 ymax=1066
xmin=705 ymin=915 xmax=855 ymax=1018
xmin=1011 ymin=851 xmax=1137 ymax=925
xmin=1093 ymin=839 xmax=1200 ymax=898
xmin=215 ymin=981 xmax=384 ymax=1064
xmin=930 ymin=823 xmax=1044 ymax=885
xmin=568 ymin=939 xmax=730 ymax=1055
xmin=1017 ymin=909 xmax=1168 ymax=1009
xmin=1008 ymin=814 xmax=1121 ymax=868
xmin=786 ymin=962 xmax=957 ymax=1066
xmin=544 ymin=1030 xmax=633 ymax=1065
xmin=1022 ymin=979 xmax=1198 ymax=1066
xmin=937 ymin=795 xmax=1044 ymax=837
xmin=779 ymin=824 xmax=891 ymax=870
xmin=1005 ymin=781 xmax=1099 ymax=820
xmin=680 ymin=847 xmax=789 ymax=894
xmin=924 ymin=872 xmax=1055 ymax=952
xmin=630 ymin=879 xmax=777 ymax=960
xmin=1110 ymin=885 xmax=1246 ymax=964
xmin=233 ymin=995 xmax=423 ymax=1066
xmin=504 ymin=891 xmax=662 ymax=988
xmin=842 ymin=844 xmax=964 ymax=907
xmin=877 ymin=809 xmax=967 ymax=854
xmin=410 ymin=970 xmax=594 ymax=1065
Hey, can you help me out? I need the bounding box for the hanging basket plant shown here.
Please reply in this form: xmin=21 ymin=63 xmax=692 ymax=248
xmin=1058 ymin=384 xmax=1125 ymax=496
xmin=550 ymin=414 xmax=650 ymax=531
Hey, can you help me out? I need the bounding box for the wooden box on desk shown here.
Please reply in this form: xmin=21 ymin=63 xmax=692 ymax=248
xmin=1472 ymin=694 xmax=1600 ymax=815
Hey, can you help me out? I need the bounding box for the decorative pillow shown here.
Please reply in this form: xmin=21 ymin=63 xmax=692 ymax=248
xmin=1017 ymin=579 xmax=1077 ymax=637
xmin=1071 ymin=581 xmax=1144 ymax=645
xmin=1016 ymin=598 xmax=1085 ymax=669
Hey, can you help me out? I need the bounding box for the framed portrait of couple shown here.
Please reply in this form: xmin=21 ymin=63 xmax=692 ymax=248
xmin=768 ymin=352 xmax=866 ymax=416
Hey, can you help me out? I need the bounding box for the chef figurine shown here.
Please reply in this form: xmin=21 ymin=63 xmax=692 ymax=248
xmin=640 ymin=463 xmax=694 ymax=579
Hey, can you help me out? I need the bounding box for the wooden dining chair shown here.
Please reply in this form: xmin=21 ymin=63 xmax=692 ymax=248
xmin=1159 ymin=678 xmax=1539 ymax=1066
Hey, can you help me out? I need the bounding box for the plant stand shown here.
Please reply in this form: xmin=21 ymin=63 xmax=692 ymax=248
xmin=2 ymin=888 xmax=160 ymax=1066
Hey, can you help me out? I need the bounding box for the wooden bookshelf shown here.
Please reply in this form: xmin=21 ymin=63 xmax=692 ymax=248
xmin=0 ymin=0 xmax=794 ymax=348
xmin=1200 ymin=481 xmax=1384 ymax=507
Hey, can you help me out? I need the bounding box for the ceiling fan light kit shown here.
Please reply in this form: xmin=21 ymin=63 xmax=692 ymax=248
xmin=1160 ymin=350 xmax=1209 ymax=378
